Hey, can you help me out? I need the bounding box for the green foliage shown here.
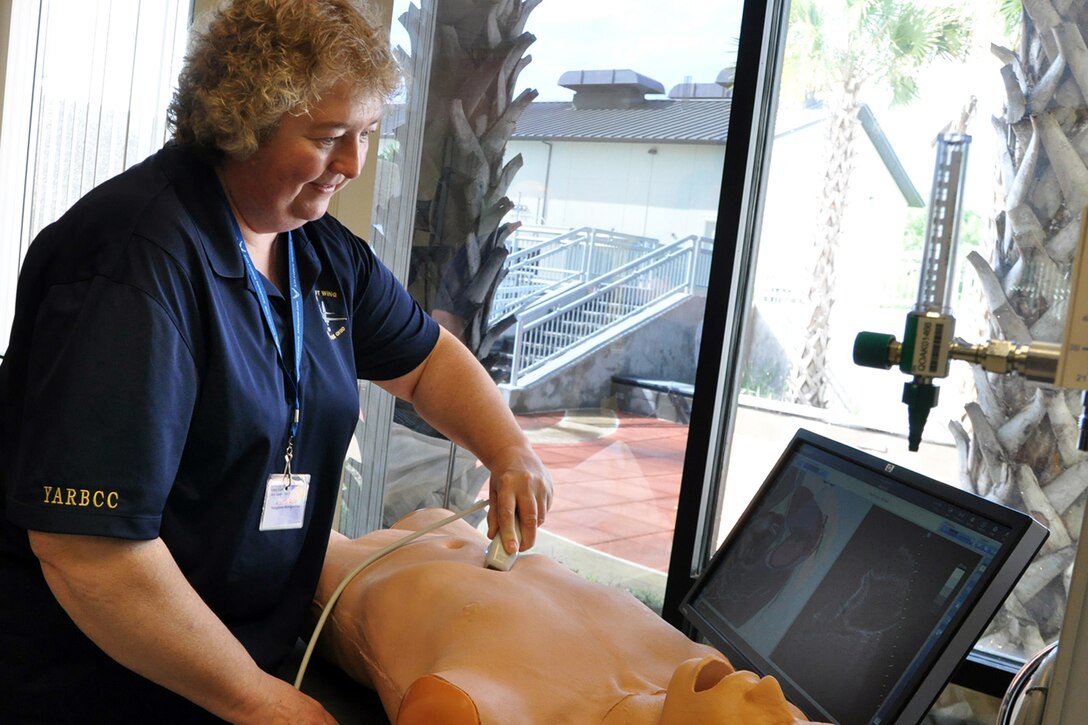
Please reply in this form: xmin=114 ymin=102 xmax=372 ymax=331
xmin=927 ymin=6 xmax=973 ymax=58
xmin=886 ymin=67 xmax=921 ymax=105
xmin=740 ymin=358 xmax=788 ymax=399
xmin=784 ymin=0 xmax=975 ymax=106
xmin=378 ymin=141 xmax=399 ymax=162
xmin=998 ymin=0 xmax=1022 ymax=41
xmin=781 ymin=0 xmax=828 ymax=100
xmin=901 ymin=207 xmax=985 ymax=252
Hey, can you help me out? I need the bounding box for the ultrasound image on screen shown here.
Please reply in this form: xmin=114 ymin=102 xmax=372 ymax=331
xmin=768 ymin=506 xmax=981 ymax=723
xmin=704 ymin=464 xmax=831 ymax=627
xmin=683 ymin=433 xmax=1044 ymax=725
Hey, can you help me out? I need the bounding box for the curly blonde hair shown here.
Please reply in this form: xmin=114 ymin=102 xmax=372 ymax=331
xmin=168 ymin=0 xmax=399 ymax=159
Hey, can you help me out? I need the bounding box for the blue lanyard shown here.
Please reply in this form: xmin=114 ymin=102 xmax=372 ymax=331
xmin=231 ymin=218 xmax=304 ymax=450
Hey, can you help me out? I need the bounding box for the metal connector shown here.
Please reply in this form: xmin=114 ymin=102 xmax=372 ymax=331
xmin=948 ymin=341 xmax=1060 ymax=384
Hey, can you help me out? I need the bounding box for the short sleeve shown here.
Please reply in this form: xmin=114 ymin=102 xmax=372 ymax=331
xmin=349 ymin=240 xmax=440 ymax=381
xmin=5 ymin=276 xmax=198 ymax=539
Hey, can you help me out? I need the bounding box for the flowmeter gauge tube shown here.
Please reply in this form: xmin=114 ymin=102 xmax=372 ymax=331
xmin=854 ymin=133 xmax=970 ymax=450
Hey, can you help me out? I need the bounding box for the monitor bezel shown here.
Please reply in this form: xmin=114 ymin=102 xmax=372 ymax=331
xmin=680 ymin=428 xmax=1049 ymax=725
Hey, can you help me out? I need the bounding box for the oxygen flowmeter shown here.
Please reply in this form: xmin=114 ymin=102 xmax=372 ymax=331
xmin=854 ymin=133 xmax=972 ymax=450
xmin=854 ymin=132 xmax=1088 ymax=451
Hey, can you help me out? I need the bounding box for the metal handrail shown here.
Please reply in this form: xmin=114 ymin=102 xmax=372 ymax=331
xmin=506 ymin=235 xmax=708 ymax=385
xmin=491 ymin=227 xmax=661 ymax=322
xmin=505 ymin=226 xmax=658 ymax=265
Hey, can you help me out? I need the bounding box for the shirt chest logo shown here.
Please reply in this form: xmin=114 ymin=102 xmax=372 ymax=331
xmin=316 ymin=289 xmax=347 ymax=340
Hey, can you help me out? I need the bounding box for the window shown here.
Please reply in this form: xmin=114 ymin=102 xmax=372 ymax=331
xmin=669 ymin=0 xmax=1088 ymax=719
xmin=0 ymin=0 xmax=190 ymax=351
xmin=341 ymin=0 xmax=741 ymax=611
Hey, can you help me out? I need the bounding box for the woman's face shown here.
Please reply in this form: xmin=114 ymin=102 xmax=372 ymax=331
xmin=220 ymin=82 xmax=383 ymax=235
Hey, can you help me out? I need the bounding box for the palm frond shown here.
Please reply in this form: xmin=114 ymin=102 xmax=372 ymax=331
xmin=928 ymin=7 xmax=973 ymax=60
xmin=997 ymin=0 xmax=1022 ymax=41
xmin=886 ymin=66 xmax=920 ymax=104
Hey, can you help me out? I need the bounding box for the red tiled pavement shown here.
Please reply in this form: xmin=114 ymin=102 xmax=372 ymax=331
xmin=516 ymin=401 xmax=965 ymax=576
xmin=517 ymin=405 xmax=961 ymax=575
xmin=518 ymin=409 xmax=686 ymax=572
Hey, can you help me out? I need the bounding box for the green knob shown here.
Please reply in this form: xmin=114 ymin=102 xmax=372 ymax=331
xmin=853 ymin=332 xmax=897 ymax=370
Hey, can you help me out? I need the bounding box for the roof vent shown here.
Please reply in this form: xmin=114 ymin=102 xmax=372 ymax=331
xmin=558 ymin=69 xmax=665 ymax=109
xmin=716 ymin=67 xmax=735 ymax=90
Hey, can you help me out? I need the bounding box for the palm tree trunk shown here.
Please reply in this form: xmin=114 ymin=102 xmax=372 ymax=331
xmin=411 ymin=0 xmax=541 ymax=362
xmin=950 ymin=4 xmax=1088 ymax=654
xmin=789 ymin=83 xmax=862 ymax=407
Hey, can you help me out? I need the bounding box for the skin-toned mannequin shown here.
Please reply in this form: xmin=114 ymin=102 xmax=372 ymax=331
xmin=314 ymin=509 xmax=822 ymax=724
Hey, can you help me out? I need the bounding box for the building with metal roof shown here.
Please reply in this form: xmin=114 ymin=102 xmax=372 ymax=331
xmin=504 ymin=69 xmax=733 ymax=239
xmin=510 ymin=99 xmax=730 ymax=144
xmin=503 ymin=67 xmax=918 ymax=241
xmin=509 ymin=67 xmax=732 ymax=144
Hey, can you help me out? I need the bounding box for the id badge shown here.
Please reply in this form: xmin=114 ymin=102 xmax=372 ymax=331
xmin=259 ymin=473 xmax=311 ymax=531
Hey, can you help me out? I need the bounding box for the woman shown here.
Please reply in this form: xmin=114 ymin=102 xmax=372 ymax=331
xmin=0 ymin=1 xmax=552 ymax=722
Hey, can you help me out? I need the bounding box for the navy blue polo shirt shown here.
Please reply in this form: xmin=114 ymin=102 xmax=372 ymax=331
xmin=0 ymin=144 xmax=439 ymax=722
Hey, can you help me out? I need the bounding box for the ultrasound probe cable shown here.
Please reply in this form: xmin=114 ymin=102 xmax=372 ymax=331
xmin=293 ymin=499 xmax=490 ymax=689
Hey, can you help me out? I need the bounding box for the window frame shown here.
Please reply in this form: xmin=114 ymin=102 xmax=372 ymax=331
xmin=659 ymin=0 xmax=1068 ymax=702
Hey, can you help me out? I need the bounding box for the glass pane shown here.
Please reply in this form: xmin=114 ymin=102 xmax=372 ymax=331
xmin=0 ymin=0 xmax=190 ymax=350
xmin=924 ymin=683 xmax=1002 ymax=724
xmin=716 ymin=0 xmax=1081 ymax=670
xmin=371 ymin=0 xmax=743 ymax=610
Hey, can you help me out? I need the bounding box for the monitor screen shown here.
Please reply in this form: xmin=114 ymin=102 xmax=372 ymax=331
xmin=681 ymin=429 xmax=1048 ymax=725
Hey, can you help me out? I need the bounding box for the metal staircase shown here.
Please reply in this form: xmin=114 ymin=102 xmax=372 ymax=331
xmin=490 ymin=227 xmax=712 ymax=388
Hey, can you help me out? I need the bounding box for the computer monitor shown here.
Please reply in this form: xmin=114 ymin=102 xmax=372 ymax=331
xmin=681 ymin=428 xmax=1048 ymax=725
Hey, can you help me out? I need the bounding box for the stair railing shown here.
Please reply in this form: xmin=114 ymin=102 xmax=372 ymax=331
xmin=490 ymin=227 xmax=659 ymax=323
xmin=506 ymin=235 xmax=708 ymax=385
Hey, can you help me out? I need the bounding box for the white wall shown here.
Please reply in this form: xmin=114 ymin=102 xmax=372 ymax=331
xmin=505 ymin=138 xmax=724 ymax=243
